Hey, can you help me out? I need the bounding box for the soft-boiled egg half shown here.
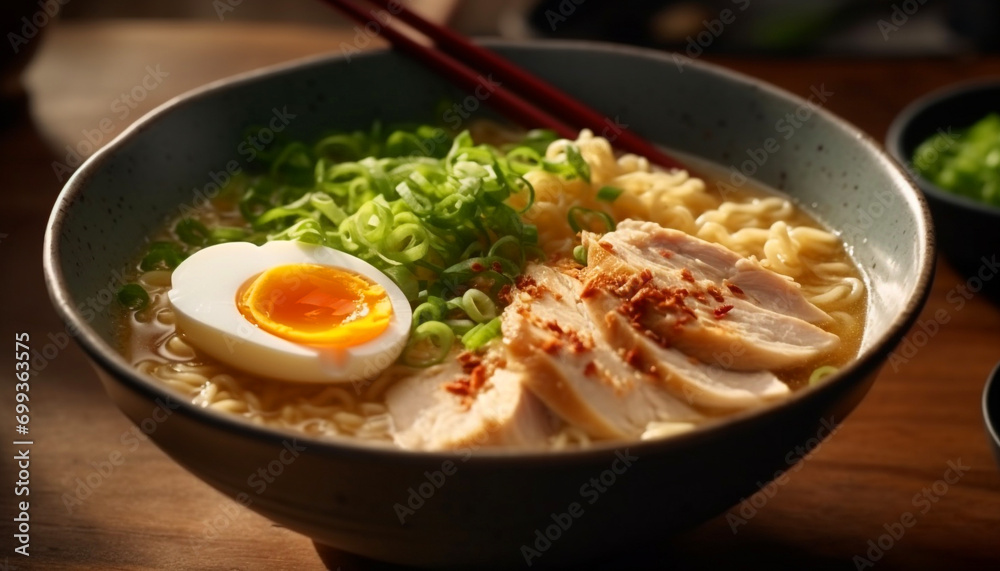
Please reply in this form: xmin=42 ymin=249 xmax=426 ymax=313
xmin=167 ymin=241 xmax=412 ymax=383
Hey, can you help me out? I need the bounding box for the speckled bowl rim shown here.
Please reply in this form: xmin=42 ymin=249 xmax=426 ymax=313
xmin=984 ymin=361 xmax=1000 ymax=458
xmin=43 ymin=39 xmax=935 ymax=465
xmin=885 ymin=77 xmax=1000 ymax=216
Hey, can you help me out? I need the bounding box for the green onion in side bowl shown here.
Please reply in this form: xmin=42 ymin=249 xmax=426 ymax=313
xmin=913 ymin=112 xmax=1000 ymax=207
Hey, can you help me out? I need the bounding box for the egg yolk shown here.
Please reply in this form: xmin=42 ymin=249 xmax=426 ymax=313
xmin=237 ymin=263 xmax=392 ymax=348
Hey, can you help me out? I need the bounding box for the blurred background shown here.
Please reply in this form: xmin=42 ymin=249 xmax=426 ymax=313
xmin=4 ymin=0 xmax=998 ymax=158
xmin=33 ymin=0 xmax=1000 ymax=53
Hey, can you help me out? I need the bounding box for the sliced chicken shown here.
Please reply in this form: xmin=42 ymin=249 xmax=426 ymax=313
xmin=583 ymin=290 xmax=790 ymax=409
xmin=580 ymin=220 xmax=839 ymax=371
xmin=503 ymin=264 xmax=713 ymax=438
xmin=385 ymin=352 xmax=555 ymax=451
xmin=610 ymin=220 xmax=832 ymax=324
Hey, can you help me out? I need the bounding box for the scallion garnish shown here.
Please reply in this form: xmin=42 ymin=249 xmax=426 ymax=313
xmin=209 ymin=226 xmax=250 ymax=244
xmin=116 ymin=283 xmax=150 ymax=311
xmin=140 ymin=242 xmax=185 ymax=271
xmin=565 ymin=144 xmax=591 ymax=183
xmin=462 ymin=289 xmax=498 ymax=323
xmin=174 ymin=218 xmax=210 ymax=246
xmin=402 ymin=321 xmax=455 ymax=367
xmin=461 ymin=317 xmax=502 ymax=350
xmin=567 ymin=206 xmax=616 ymax=234
xmin=809 ymin=365 xmax=839 ymax=386
xmin=596 ymin=186 xmax=623 ymax=202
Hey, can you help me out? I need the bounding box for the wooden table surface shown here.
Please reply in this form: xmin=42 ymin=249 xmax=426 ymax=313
xmin=2 ymin=20 xmax=1000 ymax=571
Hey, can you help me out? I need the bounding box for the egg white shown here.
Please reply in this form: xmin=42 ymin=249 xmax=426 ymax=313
xmin=167 ymin=240 xmax=412 ymax=384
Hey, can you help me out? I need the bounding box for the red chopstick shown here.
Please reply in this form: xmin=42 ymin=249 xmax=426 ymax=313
xmin=320 ymin=0 xmax=687 ymax=171
xmin=362 ymin=0 xmax=686 ymax=171
xmin=320 ymin=0 xmax=576 ymax=139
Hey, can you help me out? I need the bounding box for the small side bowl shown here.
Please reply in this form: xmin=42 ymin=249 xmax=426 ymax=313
xmin=985 ymin=361 xmax=1000 ymax=469
xmin=886 ymin=80 xmax=1000 ymax=295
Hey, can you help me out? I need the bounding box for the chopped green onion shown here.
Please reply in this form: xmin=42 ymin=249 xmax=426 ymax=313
xmin=382 ymin=265 xmax=420 ymax=302
xmin=174 ymin=218 xmax=210 ymax=246
xmin=140 ymin=242 xmax=185 ymax=271
xmin=460 ymin=241 xmax=486 ymax=260
xmin=522 ymin=224 xmax=539 ymax=245
xmin=596 ymin=186 xmax=623 ymax=202
xmin=516 ymin=129 xmax=559 ymax=154
xmin=209 ymin=227 xmax=250 ymax=244
xmin=315 ymin=133 xmax=367 ymax=162
xmin=498 ymin=165 xmax=535 ymax=213
xmin=270 ymin=218 xmax=324 ymax=244
xmin=382 ymin=223 xmax=430 ymax=263
xmin=445 ymin=319 xmax=477 ymax=336
xmin=567 ymin=206 xmax=615 ymax=234
xmin=462 ymin=288 xmax=497 ymax=323
xmin=462 ymin=317 xmax=502 ymax=350
xmin=385 ymin=129 xmax=435 ymax=157
xmin=395 ymin=180 xmax=433 ymax=216
xmin=505 ymin=146 xmax=544 ymax=175
xmin=270 ymin=142 xmax=314 ymax=187
xmin=440 ymin=256 xmax=518 ymax=295
xmin=488 ymin=235 xmax=524 ymax=265
xmin=565 ymin=144 xmax=591 ymax=183
xmin=573 ymin=244 xmax=588 ymax=266
xmin=809 ymin=365 xmax=839 ymax=386
xmin=489 ymin=204 xmax=525 ymax=240
xmin=253 ymin=192 xmax=313 ymax=228
xmin=412 ymin=299 xmax=445 ymax=327
xmin=116 ymin=283 xmax=150 ymax=311
xmin=402 ymin=321 xmax=455 ymax=367
xmin=351 ymin=198 xmax=393 ymax=246
xmin=913 ymin=112 xmax=1000 ymax=207
xmin=310 ymin=193 xmax=348 ymax=225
